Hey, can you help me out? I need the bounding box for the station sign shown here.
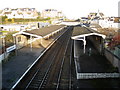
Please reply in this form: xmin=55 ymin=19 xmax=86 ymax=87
xmin=6 ymin=45 xmax=16 ymax=53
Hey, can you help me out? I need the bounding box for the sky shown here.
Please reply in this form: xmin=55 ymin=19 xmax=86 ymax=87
xmin=0 ymin=0 xmax=120 ymax=19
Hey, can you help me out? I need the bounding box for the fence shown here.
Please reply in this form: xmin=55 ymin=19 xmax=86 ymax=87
xmin=0 ymin=45 xmax=16 ymax=63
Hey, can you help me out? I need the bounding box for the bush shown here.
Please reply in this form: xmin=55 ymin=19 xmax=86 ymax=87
xmin=2 ymin=15 xmax=8 ymax=22
xmin=8 ymin=19 xmax=12 ymax=22
xmin=5 ymin=31 xmax=17 ymax=47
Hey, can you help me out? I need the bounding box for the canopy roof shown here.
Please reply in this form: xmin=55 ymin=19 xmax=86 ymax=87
xmin=13 ymin=25 xmax=65 ymax=38
xmin=71 ymin=26 xmax=106 ymax=40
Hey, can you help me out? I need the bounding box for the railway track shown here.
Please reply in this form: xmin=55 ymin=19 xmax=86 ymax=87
xmin=37 ymin=27 xmax=73 ymax=89
xmin=13 ymin=26 xmax=74 ymax=89
xmin=10 ymin=25 xmax=120 ymax=89
xmin=56 ymin=39 xmax=73 ymax=89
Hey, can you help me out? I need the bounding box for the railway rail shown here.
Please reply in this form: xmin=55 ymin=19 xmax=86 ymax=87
xmin=11 ymin=25 xmax=120 ymax=89
xmin=12 ymin=26 xmax=74 ymax=89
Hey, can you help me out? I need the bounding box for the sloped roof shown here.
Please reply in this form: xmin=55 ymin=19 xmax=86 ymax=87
xmin=89 ymin=13 xmax=97 ymax=16
xmin=72 ymin=26 xmax=98 ymax=36
xmin=89 ymin=12 xmax=104 ymax=17
xmin=99 ymin=13 xmax=104 ymax=16
xmin=4 ymin=12 xmax=12 ymax=14
xmin=72 ymin=26 xmax=106 ymax=39
xmin=24 ymin=25 xmax=65 ymax=37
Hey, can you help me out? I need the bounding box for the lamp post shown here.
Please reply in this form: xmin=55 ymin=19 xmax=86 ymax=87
xmin=83 ymin=36 xmax=86 ymax=54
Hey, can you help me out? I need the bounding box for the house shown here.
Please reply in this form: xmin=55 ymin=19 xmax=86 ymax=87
xmin=41 ymin=9 xmax=64 ymax=18
xmin=1 ymin=8 xmax=38 ymax=19
xmin=88 ymin=12 xmax=104 ymax=20
xmin=0 ymin=24 xmax=28 ymax=31
xmin=99 ymin=17 xmax=120 ymax=29
xmin=0 ymin=22 xmax=50 ymax=31
xmin=114 ymin=17 xmax=120 ymax=23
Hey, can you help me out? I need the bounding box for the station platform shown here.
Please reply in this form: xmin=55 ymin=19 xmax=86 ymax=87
xmin=73 ymin=39 xmax=120 ymax=79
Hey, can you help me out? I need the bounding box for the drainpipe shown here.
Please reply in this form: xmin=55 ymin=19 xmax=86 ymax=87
xmin=83 ymin=36 xmax=86 ymax=54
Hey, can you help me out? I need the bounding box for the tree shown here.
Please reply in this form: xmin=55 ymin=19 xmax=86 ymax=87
xmin=5 ymin=18 xmax=8 ymax=23
xmin=2 ymin=15 xmax=8 ymax=22
xmin=8 ymin=19 xmax=12 ymax=22
xmin=5 ymin=31 xmax=17 ymax=47
xmin=108 ymin=34 xmax=120 ymax=49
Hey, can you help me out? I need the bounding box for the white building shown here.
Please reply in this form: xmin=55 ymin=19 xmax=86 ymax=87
xmin=41 ymin=9 xmax=64 ymax=18
xmin=0 ymin=24 xmax=28 ymax=31
xmin=99 ymin=17 xmax=120 ymax=29
xmin=0 ymin=8 xmax=38 ymax=19
xmin=88 ymin=12 xmax=104 ymax=20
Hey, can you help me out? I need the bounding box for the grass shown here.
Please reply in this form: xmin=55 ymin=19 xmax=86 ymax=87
xmin=0 ymin=31 xmax=9 ymax=36
xmin=0 ymin=31 xmax=9 ymax=33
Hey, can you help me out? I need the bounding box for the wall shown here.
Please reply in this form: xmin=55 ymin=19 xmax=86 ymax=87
xmin=104 ymin=49 xmax=120 ymax=72
xmin=0 ymin=25 xmax=27 ymax=31
xmin=88 ymin=36 xmax=120 ymax=72
xmin=0 ymin=53 xmax=9 ymax=63
xmin=0 ymin=54 xmax=4 ymax=62
xmin=87 ymin=35 xmax=102 ymax=53
xmin=16 ymin=35 xmax=28 ymax=49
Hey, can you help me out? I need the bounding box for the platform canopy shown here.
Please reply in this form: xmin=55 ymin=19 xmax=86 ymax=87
xmin=13 ymin=31 xmax=42 ymax=38
xmin=71 ymin=26 xmax=106 ymax=54
xmin=71 ymin=26 xmax=106 ymax=40
xmin=13 ymin=25 xmax=65 ymax=39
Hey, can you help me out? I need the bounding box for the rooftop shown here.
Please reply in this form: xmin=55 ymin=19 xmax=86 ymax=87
xmin=72 ymin=26 xmax=106 ymax=39
xmin=72 ymin=26 xmax=98 ymax=37
xmin=24 ymin=25 xmax=65 ymax=37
